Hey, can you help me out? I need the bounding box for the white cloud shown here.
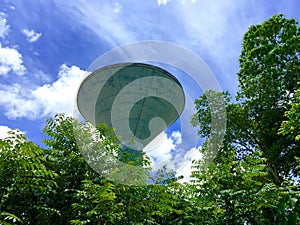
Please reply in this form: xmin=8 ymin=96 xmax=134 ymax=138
xmin=0 ymin=83 xmax=38 ymax=119
xmin=113 ymin=2 xmax=123 ymax=13
xmin=0 ymin=125 xmax=25 ymax=140
xmin=171 ymin=130 xmax=182 ymax=145
xmin=145 ymin=130 xmax=202 ymax=182
xmin=53 ymin=0 xmax=290 ymax=97
xmin=157 ymin=0 xmax=198 ymax=5
xmin=56 ymin=1 xmax=136 ymax=45
xmin=0 ymin=64 xmax=87 ymax=119
xmin=145 ymin=131 xmax=175 ymax=164
xmin=0 ymin=125 xmax=12 ymax=139
xmin=0 ymin=13 xmax=9 ymax=38
xmin=21 ymin=29 xmax=42 ymax=42
xmin=0 ymin=126 xmax=26 ymax=147
xmin=0 ymin=43 xmax=26 ymax=76
xmin=53 ymin=0 xmax=262 ymax=95
xmin=31 ymin=64 xmax=86 ymax=116
xmin=174 ymin=147 xmax=202 ymax=183
xmin=157 ymin=0 xmax=171 ymax=5
xmin=33 ymin=70 xmax=52 ymax=83
xmin=174 ymin=0 xmax=270 ymax=93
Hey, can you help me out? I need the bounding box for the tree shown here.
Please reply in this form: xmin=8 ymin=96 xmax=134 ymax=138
xmin=0 ymin=130 xmax=58 ymax=225
xmin=1 ymin=14 xmax=299 ymax=225
xmin=279 ymin=82 xmax=300 ymax=142
xmin=193 ymin=14 xmax=300 ymax=185
xmin=191 ymin=14 xmax=300 ymax=224
xmin=0 ymin=113 xmax=187 ymax=224
xmin=236 ymin=14 xmax=300 ymax=183
xmin=189 ymin=145 xmax=280 ymax=224
xmin=42 ymin=114 xmax=124 ymax=224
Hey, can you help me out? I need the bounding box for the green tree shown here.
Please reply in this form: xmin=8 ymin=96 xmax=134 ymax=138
xmin=1 ymin=14 xmax=299 ymax=225
xmin=279 ymin=82 xmax=300 ymax=142
xmin=191 ymin=14 xmax=300 ymax=224
xmin=189 ymin=145 xmax=279 ymax=224
xmin=42 ymin=114 xmax=125 ymax=224
xmin=41 ymin=114 xmax=186 ymax=224
xmin=193 ymin=14 xmax=299 ymax=185
xmin=0 ymin=130 xmax=58 ymax=225
xmin=236 ymin=14 xmax=300 ymax=183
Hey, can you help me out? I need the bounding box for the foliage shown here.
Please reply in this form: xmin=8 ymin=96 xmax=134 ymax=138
xmin=0 ymin=14 xmax=299 ymax=225
xmin=236 ymin=13 xmax=300 ymax=182
xmin=279 ymin=82 xmax=300 ymax=142
xmin=189 ymin=146 xmax=276 ymax=224
xmin=187 ymin=142 xmax=300 ymax=224
xmin=190 ymin=14 xmax=300 ymax=224
xmin=193 ymin=14 xmax=300 ymax=184
xmin=0 ymin=130 xmax=58 ymax=224
xmin=0 ymin=114 xmax=185 ymax=224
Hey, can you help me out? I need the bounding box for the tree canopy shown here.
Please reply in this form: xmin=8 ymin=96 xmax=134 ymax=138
xmin=0 ymin=14 xmax=299 ymax=225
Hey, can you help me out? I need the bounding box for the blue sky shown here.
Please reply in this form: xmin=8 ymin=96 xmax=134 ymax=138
xmin=0 ymin=0 xmax=299 ymax=182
